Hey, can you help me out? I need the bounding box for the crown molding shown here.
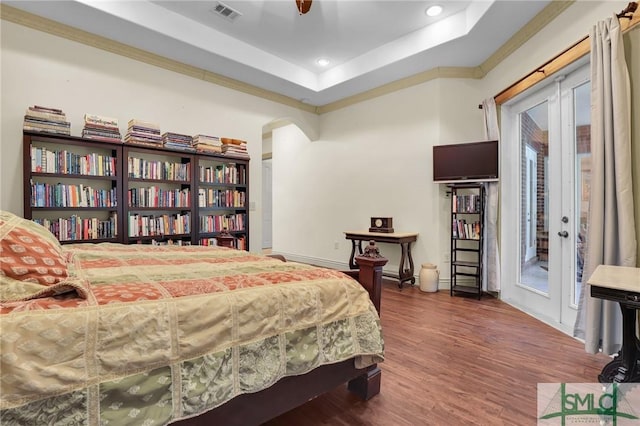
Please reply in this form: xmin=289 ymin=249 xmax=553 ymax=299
xmin=478 ymin=0 xmax=575 ymax=76
xmin=1 ymin=2 xmax=572 ymax=116
xmin=0 ymin=4 xmax=317 ymax=114
xmin=317 ymin=67 xmax=482 ymax=114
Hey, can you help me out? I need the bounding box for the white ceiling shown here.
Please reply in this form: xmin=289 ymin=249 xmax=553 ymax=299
xmin=6 ymin=0 xmax=552 ymax=107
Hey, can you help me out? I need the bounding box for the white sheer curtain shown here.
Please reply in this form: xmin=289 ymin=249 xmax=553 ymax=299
xmin=573 ymin=15 xmax=637 ymax=355
xmin=482 ymin=98 xmax=501 ymax=292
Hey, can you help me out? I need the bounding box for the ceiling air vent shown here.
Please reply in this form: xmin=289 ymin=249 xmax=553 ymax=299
xmin=211 ymin=1 xmax=242 ymax=22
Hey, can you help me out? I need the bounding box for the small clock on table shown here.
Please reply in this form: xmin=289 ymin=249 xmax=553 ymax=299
xmin=369 ymin=217 xmax=394 ymax=233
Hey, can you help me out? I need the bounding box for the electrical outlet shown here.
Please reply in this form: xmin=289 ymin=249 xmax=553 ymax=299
xmin=334 ymin=242 xmax=339 ymax=250
xmin=443 ymin=252 xmax=450 ymax=262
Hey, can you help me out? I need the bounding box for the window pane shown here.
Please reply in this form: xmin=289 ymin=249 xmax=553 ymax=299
xmin=519 ymin=101 xmax=549 ymax=294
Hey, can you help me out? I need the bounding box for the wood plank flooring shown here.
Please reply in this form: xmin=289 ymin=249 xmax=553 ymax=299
xmin=264 ymin=282 xmax=610 ymax=425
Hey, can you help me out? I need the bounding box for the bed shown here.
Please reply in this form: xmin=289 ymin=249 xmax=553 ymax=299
xmin=0 ymin=211 xmax=386 ymax=425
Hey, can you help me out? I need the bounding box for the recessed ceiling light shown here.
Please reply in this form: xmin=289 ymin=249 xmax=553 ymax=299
xmin=426 ymin=5 xmax=443 ymax=17
xmin=316 ymin=58 xmax=330 ymax=67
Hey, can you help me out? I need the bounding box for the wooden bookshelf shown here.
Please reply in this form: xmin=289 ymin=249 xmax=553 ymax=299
xmin=195 ymin=155 xmax=249 ymax=250
xmin=23 ymin=131 xmax=250 ymax=249
xmin=24 ymin=132 xmax=123 ymax=243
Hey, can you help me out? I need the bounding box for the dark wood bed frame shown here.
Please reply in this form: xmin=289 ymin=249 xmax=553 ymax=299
xmin=177 ymin=242 xmax=388 ymax=425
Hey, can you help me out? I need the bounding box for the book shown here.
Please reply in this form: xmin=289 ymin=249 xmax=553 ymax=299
xmin=24 ymin=105 xmax=71 ymax=135
xmin=30 ymin=105 xmax=64 ymax=114
xmin=23 ymin=125 xmax=71 ymax=135
xmin=84 ymin=113 xmax=118 ymax=128
xmin=25 ymin=109 xmax=68 ymax=123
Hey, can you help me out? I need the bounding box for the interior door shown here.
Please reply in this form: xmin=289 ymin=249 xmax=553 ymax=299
xmin=501 ymin=62 xmax=589 ymax=334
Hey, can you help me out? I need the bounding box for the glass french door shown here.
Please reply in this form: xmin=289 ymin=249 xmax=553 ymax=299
xmin=501 ymin=62 xmax=590 ymax=334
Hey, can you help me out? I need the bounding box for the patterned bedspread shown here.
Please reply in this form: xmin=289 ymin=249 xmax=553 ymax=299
xmin=0 ymin=244 xmax=384 ymax=425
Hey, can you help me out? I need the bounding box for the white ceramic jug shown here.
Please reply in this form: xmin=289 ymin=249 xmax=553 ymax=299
xmin=419 ymin=263 xmax=439 ymax=292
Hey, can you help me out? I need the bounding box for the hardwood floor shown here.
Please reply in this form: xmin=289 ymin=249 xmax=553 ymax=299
xmin=264 ymin=282 xmax=610 ymax=425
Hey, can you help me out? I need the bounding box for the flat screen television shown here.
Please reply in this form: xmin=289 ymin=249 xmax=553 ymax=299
xmin=433 ymin=140 xmax=499 ymax=183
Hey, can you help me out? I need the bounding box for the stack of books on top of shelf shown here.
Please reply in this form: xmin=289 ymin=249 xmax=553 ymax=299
xmin=124 ymin=119 xmax=163 ymax=148
xmin=23 ymin=105 xmax=71 ymax=135
xmin=162 ymin=132 xmax=195 ymax=152
xmin=221 ymin=138 xmax=249 ymax=159
xmin=82 ymin=114 xmax=122 ymax=143
xmin=193 ymin=134 xmax=222 ymax=154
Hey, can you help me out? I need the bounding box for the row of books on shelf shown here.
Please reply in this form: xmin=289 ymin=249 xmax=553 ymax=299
xmin=31 ymin=145 xmax=117 ymax=177
xmin=24 ymin=106 xmax=70 ymax=136
xmin=198 ymin=164 xmax=246 ymax=185
xmin=128 ymin=213 xmax=191 ymax=237
xmin=220 ymin=138 xmax=249 ymax=159
xmin=25 ymin=107 xmax=251 ymax=159
xmin=452 ymin=219 xmax=481 ymax=240
xmin=82 ymin=114 xmax=121 ymax=143
xmin=452 ymin=194 xmax=482 ymax=213
xmin=31 ymin=182 xmax=117 ymax=208
xmin=149 ymin=239 xmax=192 ymax=246
xmin=193 ymin=135 xmax=221 ymax=154
xmin=163 ymin=132 xmax=195 ymax=153
xmin=128 ymin=187 xmax=191 ymax=208
xmin=199 ymin=213 xmax=246 ymax=233
xmin=125 ymin=119 xmax=162 ymax=147
xmin=33 ymin=213 xmax=117 ymax=242
xmin=125 ymin=124 xmax=249 ymax=158
xmin=194 ymin=236 xmax=247 ymax=249
xmin=128 ymin=157 xmax=191 ymax=181
xmin=198 ymin=188 xmax=245 ymax=208
xmin=235 ymin=236 xmax=247 ymax=250
xmin=27 ymin=213 xmax=250 ymax=243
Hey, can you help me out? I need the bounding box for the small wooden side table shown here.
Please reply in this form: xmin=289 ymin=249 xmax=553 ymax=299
xmin=344 ymin=230 xmax=418 ymax=288
xmin=588 ymin=265 xmax=640 ymax=383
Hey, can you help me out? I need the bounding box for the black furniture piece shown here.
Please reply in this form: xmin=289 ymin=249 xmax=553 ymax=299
xmin=449 ymin=183 xmax=485 ymax=299
xmin=588 ymin=265 xmax=640 ymax=383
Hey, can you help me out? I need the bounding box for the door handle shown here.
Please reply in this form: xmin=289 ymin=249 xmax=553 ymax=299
xmin=557 ymin=231 xmax=569 ymax=238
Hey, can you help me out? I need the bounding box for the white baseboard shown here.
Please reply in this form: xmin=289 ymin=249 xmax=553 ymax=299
xmin=271 ymin=253 xmax=487 ymax=293
xmin=274 ymin=251 xmax=411 ymax=278
xmin=273 ymin=252 xmax=457 ymax=291
xmin=273 ymin=252 xmax=349 ymax=271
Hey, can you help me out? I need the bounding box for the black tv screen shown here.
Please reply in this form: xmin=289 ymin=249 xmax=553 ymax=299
xmin=433 ymin=140 xmax=499 ymax=183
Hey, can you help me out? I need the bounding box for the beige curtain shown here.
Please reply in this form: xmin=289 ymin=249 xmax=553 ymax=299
xmin=574 ymin=15 xmax=637 ymax=355
xmin=482 ymin=98 xmax=501 ymax=292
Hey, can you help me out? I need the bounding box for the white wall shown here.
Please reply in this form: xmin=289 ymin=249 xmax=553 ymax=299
xmin=273 ymin=78 xmax=485 ymax=278
xmin=0 ymin=20 xmax=318 ymax=252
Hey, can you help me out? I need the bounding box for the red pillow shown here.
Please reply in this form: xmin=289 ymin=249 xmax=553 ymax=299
xmin=1 ymin=211 xmax=71 ymax=302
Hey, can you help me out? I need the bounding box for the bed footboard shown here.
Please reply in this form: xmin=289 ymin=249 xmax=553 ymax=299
xmin=350 ymin=240 xmax=387 ymax=315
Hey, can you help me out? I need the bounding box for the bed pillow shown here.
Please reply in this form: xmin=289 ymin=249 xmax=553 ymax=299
xmin=0 ymin=210 xmax=72 ymax=302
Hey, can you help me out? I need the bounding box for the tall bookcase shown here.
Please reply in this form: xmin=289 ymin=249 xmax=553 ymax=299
xmin=123 ymin=145 xmax=194 ymax=245
xmin=23 ymin=131 xmax=250 ymax=249
xmin=24 ymin=133 xmax=123 ymax=243
xmin=196 ymin=156 xmax=248 ymax=250
xmin=449 ymin=183 xmax=485 ymax=299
